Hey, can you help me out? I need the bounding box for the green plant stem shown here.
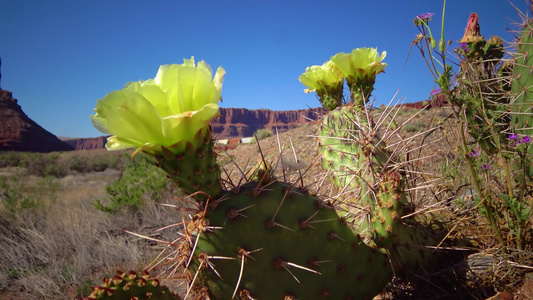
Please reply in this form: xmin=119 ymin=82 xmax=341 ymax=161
xmin=453 ymin=101 xmax=507 ymax=252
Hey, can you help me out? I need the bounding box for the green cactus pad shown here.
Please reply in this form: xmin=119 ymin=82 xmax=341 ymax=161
xmin=320 ymin=93 xmax=343 ymax=111
xmin=157 ymin=127 xmax=221 ymax=201
xmin=187 ymin=181 xmax=392 ymax=299
xmin=318 ymin=106 xmax=389 ymax=189
xmin=83 ymin=270 xmax=180 ymax=300
xmin=370 ymin=171 xmax=407 ymax=248
xmin=318 ymin=106 xmax=363 ymax=189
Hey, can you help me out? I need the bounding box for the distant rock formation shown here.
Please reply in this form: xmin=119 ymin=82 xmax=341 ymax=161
xmin=0 ymin=89 xmax=73 ymax=152
xmin=398 ymin=94 xmax=449 ymax=109
xmin=211 ymin=107 xmax=324 ymax=139
xmin=60 ymin=136 xmax=108 ymax=151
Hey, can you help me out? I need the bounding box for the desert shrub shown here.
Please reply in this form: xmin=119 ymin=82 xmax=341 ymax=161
xmin=0 ymin=174 xmax=58 ymax=223
xmin=252 ymin=128 xmax=273 ymax=143
xmin=0 ymin=151 xmax=25 ymax=168
xmin=64 ymin=152 xmax=121 ymax=173
xmin=23 ymin=152 xmax=69 ymax=177
xmin=86 ymin=153 xmax=121 ymax=172
xmin=402 ymin=121 xmax=426 ymax=133
xmin=93 ymin=153 xmax=169 ymax=213
xmin=0 ymin=175 xmax=41 ymax=216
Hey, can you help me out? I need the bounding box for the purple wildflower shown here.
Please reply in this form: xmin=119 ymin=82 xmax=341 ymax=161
xmin=522 ymin=136 xmax=531 ymax=144
xmin=482 ymin=164 xmax=490 ymax=170
xmin=459 ymin=43 xmax=470 ymax=53
xmin=417 ymin=13 xmax=435 ymax=21
xmin=469 ymin=150 xmax=480 ymax=157
xmin=509 ymin=133 xmax=518 ymax=140
xmin=430 ymin=88 xmax=442 ymax=96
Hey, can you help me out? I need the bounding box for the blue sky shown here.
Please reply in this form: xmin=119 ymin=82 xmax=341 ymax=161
xmin=0 ymin=0 xmax=529 ymax=138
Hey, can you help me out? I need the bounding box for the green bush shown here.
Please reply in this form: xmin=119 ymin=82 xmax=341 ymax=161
xmin=253 ymin=128 xmax=273 ymax=142
xmin=0 ymin=174 xmax=58 ymax=219
xmin=64 ymin=152 xmax=121 ymax=173
xmin=0 ymin=152 xmax=25 ymax=168
xmin=23 ymin=153 xmax=68 ymax=177
xmin=403 ymin=121 xmax=425 ymax=133
xmin=93 ymin=153 xmax=169 ymax=213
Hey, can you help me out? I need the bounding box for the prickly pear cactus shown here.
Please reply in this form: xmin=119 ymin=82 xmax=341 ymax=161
xmin=83 ymin=270 xmax=180 ymax=300
xmin=186 ymin=181 xmax=393 ymax=299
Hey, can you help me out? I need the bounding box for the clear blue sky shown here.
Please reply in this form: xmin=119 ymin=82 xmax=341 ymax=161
xmin=0 ymin=0 xmax=529 ymax=138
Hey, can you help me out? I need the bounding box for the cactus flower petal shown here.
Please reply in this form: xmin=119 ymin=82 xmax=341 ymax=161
xmin=330 ymin=48 xmax=387 ymax=84
xmin=298 ymin=60 xmax=344 ymax=93
xmin=91 ymin=57 xmax=225 ymax=154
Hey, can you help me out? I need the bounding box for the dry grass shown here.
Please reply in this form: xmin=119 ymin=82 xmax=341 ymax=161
xmin=0 ymin=161 xmax=182 ymax=299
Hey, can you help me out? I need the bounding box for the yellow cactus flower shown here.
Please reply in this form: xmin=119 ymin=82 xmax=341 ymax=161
xmin=298 ymin=60 xmax=344 ymax=94
xmin=330 ymin=47 xmax=387 ymax=84
xmin=330 ymin=48 xmax=387 ymax=106
xmin=91 ymin=57 xmax=225 ymax=155
xmin=298 ymin=60 xmax=344 ymax=110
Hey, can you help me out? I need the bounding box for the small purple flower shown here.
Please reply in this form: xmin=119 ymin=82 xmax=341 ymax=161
xmin=430 ymin=88 xmax=442 ymax=96
xmin=459 ymin=43 xmax=470 ymax=53
xmin=509 ymin=133 xmax=518 ymax=140
xmin=522 ymin=136 xmax=531 ymax=144
xmin=417 ymin=13 xmax=435 ymax=21
xmin=469 ymin=150 xmax=480 ymax=157
xmin=482 ymin=164 xmax=490 ymax=170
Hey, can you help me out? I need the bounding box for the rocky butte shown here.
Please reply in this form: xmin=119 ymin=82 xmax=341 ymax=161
xmin=0 ymin=89 xmax=73 ymax=152
xmin=211 ymin=107 xmax=324 ymax=139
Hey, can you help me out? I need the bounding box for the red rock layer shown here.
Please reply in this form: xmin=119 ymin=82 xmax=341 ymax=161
xmin=0 ymin=89 xmax=73 ymax=152
xmin=211 ymin=107 xmax=324 ymax=139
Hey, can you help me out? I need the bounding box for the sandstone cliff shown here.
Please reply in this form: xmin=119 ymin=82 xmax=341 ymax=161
xmin=61 ymin=136 xmax=108 ymax=151
xmin=211 ymin=107 xmax=324 ymax=139
xmin=0 ymin=89 xmax=74 ymax=152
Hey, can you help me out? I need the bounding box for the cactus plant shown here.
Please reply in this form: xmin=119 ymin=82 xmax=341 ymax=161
xmin=300 ymin=48 xmax=414 ymax=249
xmin=82 ymin=270 xmax=180 ymax=300
xmin=91 ymin=56 xmax=401 ymax=299
xmin=412 ymin=4 xmax=533 ymax=253
xmin=510 ymin=17 xmax=533 ymax=178
xmin=299 ymin=47 xmax=446 ymax=280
